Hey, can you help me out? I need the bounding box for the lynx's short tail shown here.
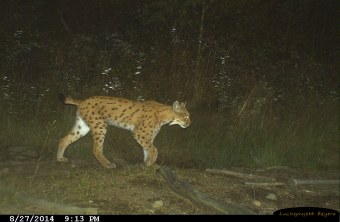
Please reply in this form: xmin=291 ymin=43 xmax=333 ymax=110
xmin=58 ymin=94 xmax=81 ymax=106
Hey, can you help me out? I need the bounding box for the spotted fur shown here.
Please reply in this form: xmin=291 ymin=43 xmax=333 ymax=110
xmin=57 ymin=95 xmax=190 ymax=168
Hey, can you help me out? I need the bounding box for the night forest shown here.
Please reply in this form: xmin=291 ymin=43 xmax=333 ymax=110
xmin=0 ymin=0 xmax=339 ymax=215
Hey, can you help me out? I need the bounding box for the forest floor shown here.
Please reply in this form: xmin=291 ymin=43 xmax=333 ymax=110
xmin=0 ymin=146 xmax=339 ymax=215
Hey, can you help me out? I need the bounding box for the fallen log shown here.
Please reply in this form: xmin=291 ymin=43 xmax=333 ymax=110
xmin=206 ymin=168 xmax=276 ymax=182
xmin=289 ymin=178 xmax=339 ymax=187
xmin=244 ymin=182 xmax=285 ymax=187
xmin=157 ymin=166 xmax=255 ymax=215
xmin=0 ymin=185 xmax=98 ymax=214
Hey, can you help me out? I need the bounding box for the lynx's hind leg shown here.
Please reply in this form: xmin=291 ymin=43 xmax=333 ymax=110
xmin=57 ymin=115 xmax=90 ymax=162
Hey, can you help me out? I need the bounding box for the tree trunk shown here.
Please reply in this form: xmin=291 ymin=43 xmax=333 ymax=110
xmin=191 ymin=3 xmax=206 ymax=105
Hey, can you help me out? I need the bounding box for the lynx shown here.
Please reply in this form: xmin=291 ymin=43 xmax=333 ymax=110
xmin=57 ymin=95 xmax=190 ymax=168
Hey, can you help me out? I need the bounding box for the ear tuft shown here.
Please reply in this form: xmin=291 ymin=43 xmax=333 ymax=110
xmin=173 ymin=101 xmax=180 ymax=111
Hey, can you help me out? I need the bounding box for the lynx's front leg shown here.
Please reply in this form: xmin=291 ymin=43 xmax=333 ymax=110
xmin=133 ymin=123 xmax=159 ymax=166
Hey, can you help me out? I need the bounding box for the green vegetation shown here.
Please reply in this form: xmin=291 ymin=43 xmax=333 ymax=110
xmin=0 ymin=93 xmax=338 ymax=170
xmin=160 ymin=95 xmax=338 ymax=170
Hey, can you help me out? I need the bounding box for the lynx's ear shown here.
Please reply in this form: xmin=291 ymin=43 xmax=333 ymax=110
xmin=173 ymin=101 xmax=181 ymax=112
xmin=181 ymin=102 xmax=186 ymax=107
